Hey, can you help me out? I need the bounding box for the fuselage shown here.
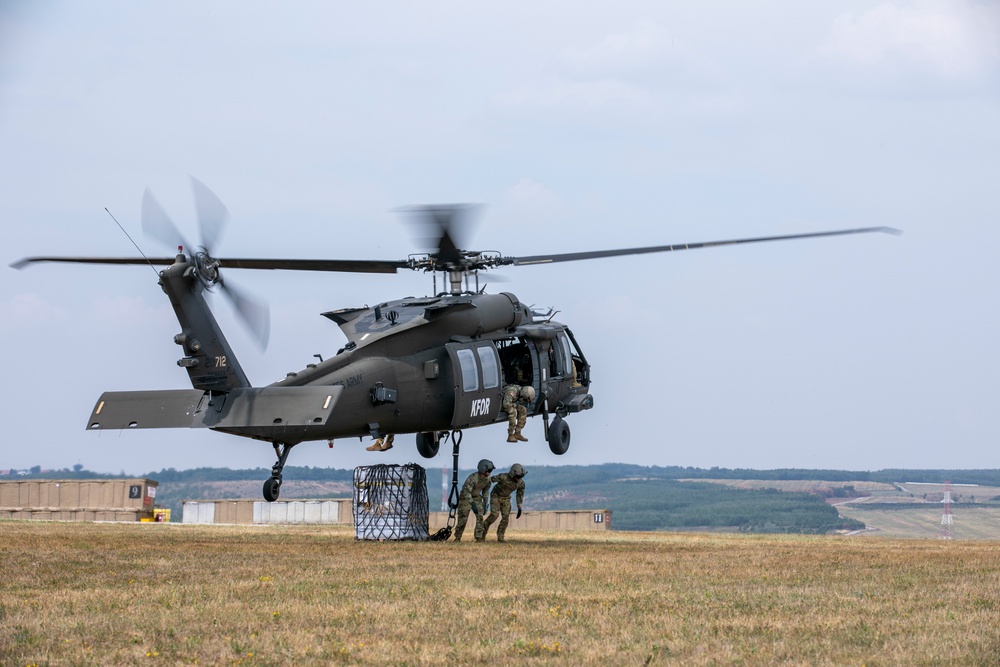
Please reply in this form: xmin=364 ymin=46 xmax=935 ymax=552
xmin=264 ymin=291 xmax=592 ymax=443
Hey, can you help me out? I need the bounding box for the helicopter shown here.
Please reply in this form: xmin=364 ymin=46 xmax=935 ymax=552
xmin=12 ymin=179 xmax=900 ymax=501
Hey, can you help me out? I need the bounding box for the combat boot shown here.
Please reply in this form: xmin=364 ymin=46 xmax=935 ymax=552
xmin=365 ymin=438 xmax=384 ymax=452
xmin=507 ymin=428 xmax=518 ymax=443
xmin=514 ymin=429 xmax=528 ymax=442
xmin=379 ymin=434 xmax=394 ymax=451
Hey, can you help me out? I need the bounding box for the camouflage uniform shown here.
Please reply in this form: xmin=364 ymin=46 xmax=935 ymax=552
xmin=502 ymin=384 xmax=528 ymax=442
xmin=482 ymin=472 xmax=525 ymax=542
xmin=454 ymin=471 xmax=491 ymax=541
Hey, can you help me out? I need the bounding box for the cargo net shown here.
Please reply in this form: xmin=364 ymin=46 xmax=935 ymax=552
xmin=353 ymin=463 xmax=430 ymax=541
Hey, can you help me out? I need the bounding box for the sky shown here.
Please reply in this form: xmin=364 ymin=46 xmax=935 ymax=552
xmin=1 ymin=1 xmax=998 ymax=476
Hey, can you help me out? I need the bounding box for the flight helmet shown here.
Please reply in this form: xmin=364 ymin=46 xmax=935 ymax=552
xmin=477 ymin=459 xmax=495 ymax=475
xmin=509 ymin=463 xmax=526 ymax=478
xmin=519 ymin=386 xmax=536 ymax=402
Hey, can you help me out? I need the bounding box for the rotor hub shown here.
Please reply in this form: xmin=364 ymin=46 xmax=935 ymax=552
xmin=193 ymin=249 xmax=221 ymax=289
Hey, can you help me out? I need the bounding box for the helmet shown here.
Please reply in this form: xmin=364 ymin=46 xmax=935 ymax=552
xmin=519 ymin=386 xmax=536 ymax=402
xmin=477 ymin=459 xmax=495 ymax=475
xmin=509 ymin=463 xmax=526 ymax=478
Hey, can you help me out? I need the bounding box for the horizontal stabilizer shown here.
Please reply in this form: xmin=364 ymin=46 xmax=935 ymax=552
xmin=87 ymin=386 xmax=344 ymax=441
xmin=206 ymin=386 xmax=344 ymax=439
xmin=87 ymin=390 xmax=209 ymax=430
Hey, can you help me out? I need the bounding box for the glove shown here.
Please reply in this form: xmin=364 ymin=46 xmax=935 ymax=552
xmin=472 ymin=505 xmax=481 ymax=517
xmin=516 ymin=507 xmax=522 ymax=519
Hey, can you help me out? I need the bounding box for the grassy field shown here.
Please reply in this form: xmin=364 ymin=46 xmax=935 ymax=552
xmin=2 ymin=522 xmax=999 ymax=666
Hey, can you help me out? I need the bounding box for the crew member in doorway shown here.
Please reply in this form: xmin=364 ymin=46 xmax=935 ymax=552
xmin=483 ymin=463 xmax=526 ymax=543
xmin=366 ymin=433 xmax=394 ymax=452
xmin=508 ymin=346 xmax=531 ymax=384
xmin=502 ymin=384 xmax=535 ymax=443
xmin=454 ymin=458 xmax=494 ymax=542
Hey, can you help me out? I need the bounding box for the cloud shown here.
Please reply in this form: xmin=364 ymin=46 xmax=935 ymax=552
xmin=0 ymin=293 xmax=68 ymax=331
xmin=498 ymin=178 xmax=567 ymax=235
xmin=87 ymin=296 xmax=173 ymax=330
xmin=818 ymin=0 xmax=1000 ymax=84
xmin=560 ymin=18 xmax=673 ymax=75
xmin=498 ymin=78 xmax=651 ymax=114
xmin=505 ymin=178 xmax=560 ymax=207
xmin=495 ymin=18 xmax=674 ymax=116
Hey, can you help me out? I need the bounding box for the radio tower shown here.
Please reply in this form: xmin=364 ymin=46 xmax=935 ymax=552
xmin=441 ymin=466 xmax=449 ymax=512
xmin=938 ymin=481 xmax=954 ymax=540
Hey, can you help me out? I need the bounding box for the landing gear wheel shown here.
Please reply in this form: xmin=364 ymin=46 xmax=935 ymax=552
xmin=263 ymin=476 xmax=281 ymax=502
xmin=415 ymin=431 xmax=440 ymax=458
xmin=263 ymin=442 xmax=293 ymax=501
xmin=548 ymin=416 xmax=571 ymax=455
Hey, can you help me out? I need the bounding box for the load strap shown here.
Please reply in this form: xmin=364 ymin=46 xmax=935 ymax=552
xmin=428 ymin=429 xmax=463 ymax=541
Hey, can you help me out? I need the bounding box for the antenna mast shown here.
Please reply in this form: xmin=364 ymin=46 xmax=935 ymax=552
xmin=938 ymin=481 xmax=954 ymax=540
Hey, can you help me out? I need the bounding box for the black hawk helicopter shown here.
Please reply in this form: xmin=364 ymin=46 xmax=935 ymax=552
xmin=12 ymin=179 xmax=900 ymax=501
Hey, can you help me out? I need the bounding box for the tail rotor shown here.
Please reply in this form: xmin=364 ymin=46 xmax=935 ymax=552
xmin=141 ymin=178 xmax=270 ymax=351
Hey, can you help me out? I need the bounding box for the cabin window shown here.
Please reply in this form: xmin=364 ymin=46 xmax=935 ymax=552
xmin=477 ymin=346 xmax=499 ymax=389
xmin=456 ymin=348 xmax=479 ymax=392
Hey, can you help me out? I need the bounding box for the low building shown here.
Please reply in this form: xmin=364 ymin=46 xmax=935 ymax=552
xmin=181 ymin=498 xmax=611 ymax=531
xmin=183 ymin=498 xmax=351 ymax=525
xmin=430 ymin=509 xmax=611 ymax=532
xmin=0 ymin=479 xmax=158 ymax=522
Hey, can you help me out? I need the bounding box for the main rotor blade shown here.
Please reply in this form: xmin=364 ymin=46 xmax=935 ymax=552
xmin=190 ymin=176 xmax=228 ymax=253
xmin=141 ymin=189 xmax=192 ymax=253
xmin=217 ymin=258 xmax=407 ymax=273
xmin=11 ymin=256 xmax=176 ymax=269
xmin=11 ymin=256 xmax=407 ymax=273
xmin=12 ymin=226 xmax=900 ymax=273
xmin=509 ymin=226 xmax=902 ymax=266
xmin=218 ymin=278 xmax=270 ymax=351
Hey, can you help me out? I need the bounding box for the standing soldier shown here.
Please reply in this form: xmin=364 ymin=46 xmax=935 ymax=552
xmin=483 ymin=463 xmax=526 ymax=543
xmin=454 ymin=459 xmax=494 ymax=542
xmin=502 ymin=384 xmax=536 ymax=443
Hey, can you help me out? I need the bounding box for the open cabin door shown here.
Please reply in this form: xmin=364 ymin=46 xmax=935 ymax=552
xmin=445 ymin=341 xmax=503 ymax=429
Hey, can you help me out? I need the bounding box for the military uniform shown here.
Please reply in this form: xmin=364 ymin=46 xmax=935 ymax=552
xmin=502 ymin=384 xmax=531 ymax=443
xmin=482 ymin=471 xmax=525 ymax=542
xmin=454 ymin=470 xmax=492 ymax=541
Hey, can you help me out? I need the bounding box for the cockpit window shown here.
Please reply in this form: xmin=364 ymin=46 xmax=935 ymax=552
xmin=558 ymin=335 xmax=573 ymax=376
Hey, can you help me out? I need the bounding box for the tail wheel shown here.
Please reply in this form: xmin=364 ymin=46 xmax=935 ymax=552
xmin=548 ymin=417 xmax=571 ymax=455
xmin=416 ymin=432 xmax=440 ymax=458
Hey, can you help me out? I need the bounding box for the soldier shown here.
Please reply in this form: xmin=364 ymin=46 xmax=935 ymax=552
xmin=482 ymin=463 xmax=526 ymax=543
xmin=453 ymin=458 xmax=495 ymax=542
xmin=502 ymin=384 xmax=535 ymax=443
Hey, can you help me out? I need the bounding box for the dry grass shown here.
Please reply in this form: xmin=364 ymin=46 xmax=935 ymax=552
xmin=2 ymin=522 xmax=999 ymax=666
